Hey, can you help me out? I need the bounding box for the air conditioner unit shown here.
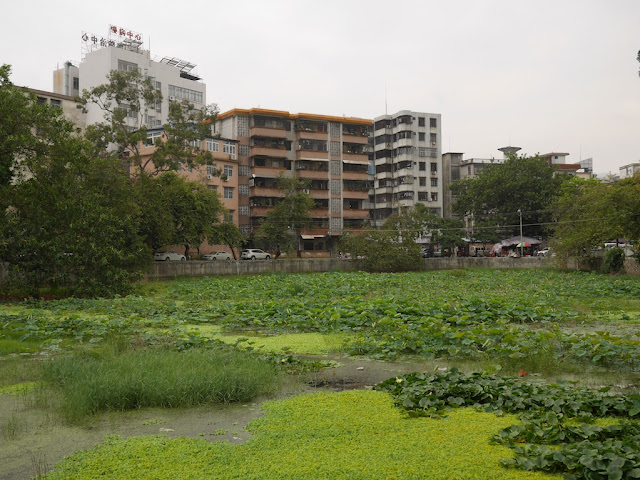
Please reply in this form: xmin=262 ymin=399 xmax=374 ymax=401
xmin=302 ymin=188 xmax=310 ymax=194
xmin=431 ymin=142 xmax=436 ymax=146
xmin=207 ymin=174 xmax=212 ymax=180
xmin=297 ymin=145 xmax=303 ymax=150
xmin=169 ymin=96 xmax=176 ymax=101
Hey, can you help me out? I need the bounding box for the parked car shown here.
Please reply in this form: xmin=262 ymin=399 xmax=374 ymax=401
xmin=154 ymin=251 xmax=186 ymax=261
xmin=241 ymin=249 xmax=271 ymax=260
xmin=202 ymin=251 xmax=233 ymax=261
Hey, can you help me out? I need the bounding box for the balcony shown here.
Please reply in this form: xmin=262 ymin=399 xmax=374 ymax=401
xmin=251 ymin=145 xmax=288 ymax=158
xmin=297 ymin=130 xmax=328 ymax=141
xmin=341 ymin=190 xmax=368 ymax=200
xmin=249 ymin=205 xmax=273 ymax=217
xmin=341 ymin=132 xmax=369 ymax=143
xmin=250 ymin=126 xmax=288 ymax=138
xmin=342 ymin=170 xmax=369 ymax=181
xmin=343 ymin=209 xmax=369 ymax=219
xmin=252 ymin=166 xmax=286 ymax=178
xmin=250 ymin=186 xmax=282 ymax=197
xmin=297 ymin=168 xmax=329 ymax=180
xmin=297 ymin=149 xmax=329 ymax=160
xmin=343 ymin=152 xmax=368 ymax=162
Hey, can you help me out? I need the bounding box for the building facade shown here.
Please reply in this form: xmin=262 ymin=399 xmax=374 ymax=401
xmin=619 ymin=162 xmax=640 ymax=180
xmin=55 ymin=31 xmax=206 ymax=132
xmin=215 ymin=108 xmax=372 ymax=254
xmin=371 ymin=110 xmax=442 ymax=226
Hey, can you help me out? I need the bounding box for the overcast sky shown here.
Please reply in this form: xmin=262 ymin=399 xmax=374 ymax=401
xmin=2 ymin=0 xmax=639 ymax=174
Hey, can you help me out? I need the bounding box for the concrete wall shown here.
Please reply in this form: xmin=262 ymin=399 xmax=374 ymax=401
xmin=3 ymin=257 xmax=639 ymax=286
xmin=150 ymin=258 xmax=355 ymax=279
xmin=148 ymin=257 xmax=550 ymax=279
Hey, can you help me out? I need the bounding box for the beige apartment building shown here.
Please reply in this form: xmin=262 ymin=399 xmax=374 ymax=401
xmin=215 ymin=108 xmax=372 ymax=255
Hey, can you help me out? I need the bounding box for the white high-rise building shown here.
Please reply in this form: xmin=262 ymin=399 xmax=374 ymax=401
xmin=371 ymin=110 xmax=442 ymax=226
xmin=54 ymin=26 xmax=206 ymax=130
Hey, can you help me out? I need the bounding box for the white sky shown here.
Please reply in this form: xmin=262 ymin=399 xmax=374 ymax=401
xmin=2 ymin=0 xmax=639 ymax=174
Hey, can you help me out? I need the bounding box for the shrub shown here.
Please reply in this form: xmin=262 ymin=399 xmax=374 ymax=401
xmin=603 ymin=247 xmax=625 ymax=274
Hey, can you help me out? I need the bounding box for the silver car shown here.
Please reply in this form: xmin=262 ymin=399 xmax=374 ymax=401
xmin=202 ymin=251 xmax=233 ymax=261
xmin=240 ymin=249 xmax=271 ymax=260
xmin=154 ymin=251 xmax=186 ymax=261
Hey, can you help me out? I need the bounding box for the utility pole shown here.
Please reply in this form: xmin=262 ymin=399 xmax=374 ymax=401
xmin=518 ymin=209 xmax=523 ymax=257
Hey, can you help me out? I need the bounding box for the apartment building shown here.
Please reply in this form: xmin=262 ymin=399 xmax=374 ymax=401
xmin=371 ymin=110 xmax=442 ymax=226
xmin=215 ymin=108 xmax=372 ymax=254
xmin=141 ymin=130 xmax=240 ymax=226
xmin=26 ymin=88 xmax=86 ymax=133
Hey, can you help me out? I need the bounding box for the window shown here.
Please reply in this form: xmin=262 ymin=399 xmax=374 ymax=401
xmin=239 ymin=185 xmax=250 ymax=195
xmin=223 ymin=142 xmax=237 ymax=159
xmin=168 ymin=85 xmax=203 ymax=104
xmin=431 ymin=177 xmax=438 ymax=187
xmin=50 ymin=99 xmax=62 ymax=108
xmin=37 ymin=97 xmax=47 ymax=104
xmin=224 ymin=210 xmax=234 ymax=223
xmin=419 ymin=117 xmax=425 ymax=127
xmin=239 ymin=205 xmax=249 ymax=216
xmin=206 ymin=139 xmax=219 ymax=152
xmin=419 ymin=162 xmax=426 ymax=171
xmin=146 ymin=131 xmax=163 ymax=145
xmin=224 ymin=187 xmax=234 ymax=199
xmin=418 ymin=133 xmax=425 ymax=141
xmin=207 ymin=164 xmax=217 ymax=175
xmin=431 ymin=192 xmax=438 ymax=202
xmin=430 ymin=118 xmax=437 ymax=128
xmin=238 ymin=165 xmax=250 ymax=176
xmin=224 ymin=165 xmax=233 ymax=178
xmin=419 ymin=177 xmax=427 ymax=187
xmin=430 ymin=163 xmax=437 ymax=172
xmin=418 ymin=192 xmax=428 ymax=201
xmin=189 ymin=139 xmax=200 ymax=148
xmin=118 ymin=60 xmax=138 ymax=72
xmin=207 ymin=185 xmax=218 ymax=191
xmin=430 ymin=133 xmax=437 ymax=145
xmin=73 ymin=77 xmax=79 ymax=90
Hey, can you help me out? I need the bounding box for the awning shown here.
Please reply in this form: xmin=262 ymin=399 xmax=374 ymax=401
xmin=301 ymin=234 xmax=325 ymax=240
xmin=342 ymin=159 xmax=369 ymax=164
xmin=297 ymin=157 xmax=329 ymax=162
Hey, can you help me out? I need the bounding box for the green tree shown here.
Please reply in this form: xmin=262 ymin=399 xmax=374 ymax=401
xmin=135 ymin=172 xmax=224 ymax=258
xmin=450 ymin=153 xmax=569 ymax=239
xmin=0 ymin=64 xmax=71 ymax=188
xmin=0 ymin=64 xmax=150 ymax=296
xmin=552 ymin=175 xmax=640 ymax=259
xmin=77 ymin=69 xmax=218 ymax=177
xmin=209 ymin=222 xmax=246 ymax=260
xmin=256 ymin=176 xmax=314 ymax=258
xmin=2 ymin=140 xmax=149 ymax=296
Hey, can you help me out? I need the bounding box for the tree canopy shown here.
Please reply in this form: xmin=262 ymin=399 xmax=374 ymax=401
xmin=0 ymin=65 xmax=150 ymax=296
xmin=256 ymin=176 xmax=315 ymax=257
xmin=552 ymin=175 xmax=640 ymax=258
xmin=77 ymin=69 xmax=219 ymax=178
xmin=450 ymin=153 xmax=569 ymax=239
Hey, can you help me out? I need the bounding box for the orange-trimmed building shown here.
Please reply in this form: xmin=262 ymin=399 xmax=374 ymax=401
xmin=215 ymin=108 xmax=372 ymax=256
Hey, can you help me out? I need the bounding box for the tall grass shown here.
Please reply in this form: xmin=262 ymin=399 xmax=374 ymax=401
xmin=41 ymin=347 xmax=281 ymax=422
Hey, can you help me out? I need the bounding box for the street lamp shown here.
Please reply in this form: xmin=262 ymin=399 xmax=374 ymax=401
xmin=518 ymin=209 xmax=523 ymax=257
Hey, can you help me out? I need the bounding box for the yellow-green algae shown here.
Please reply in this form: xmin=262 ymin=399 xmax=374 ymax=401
xmin=48 ymin=390 xmax=558 ymax=479
xmin=186 ymin=324 xmax=348 ymax=355
xmin=0 ymin=382 xmax=37 ymax=396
